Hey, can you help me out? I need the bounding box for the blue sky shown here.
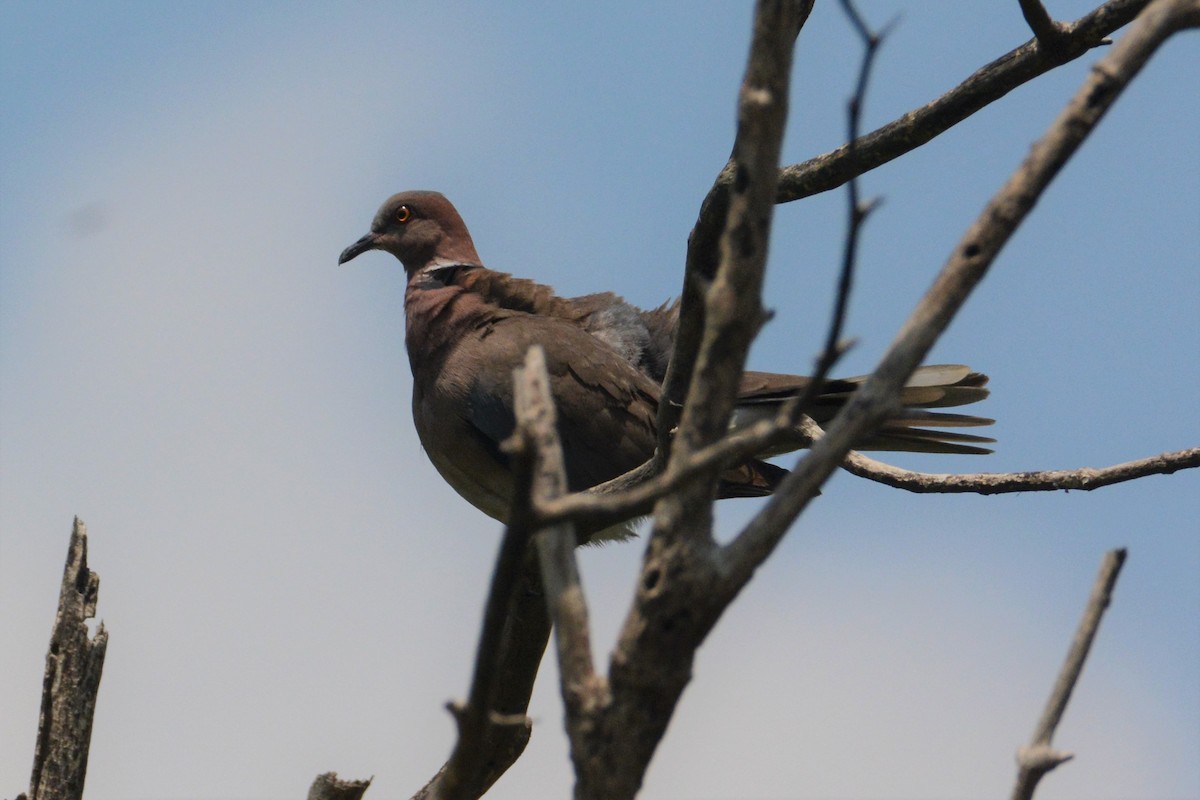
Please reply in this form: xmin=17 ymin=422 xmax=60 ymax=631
xmin=2 ymin=2 xmax=1197 ymax=798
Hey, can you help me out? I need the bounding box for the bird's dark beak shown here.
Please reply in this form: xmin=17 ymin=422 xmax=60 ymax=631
xmin=338 ymin=232 xmax=380 ymax=265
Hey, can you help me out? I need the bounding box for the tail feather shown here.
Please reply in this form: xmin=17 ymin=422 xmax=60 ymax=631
xmin=845 ymin=364 xmax=988 ymax=388
xmin=883 ymin=409 xmax=994 ymax=428
xmin=904 ymin=385 xmax=991 ymax=409
xmin=731 ymin=364 xmax=995 ymax=457
xmin=684 ymin=363 xmax=995 ymax=499
xmin=855 ymin=429 xmax=995 ymax=455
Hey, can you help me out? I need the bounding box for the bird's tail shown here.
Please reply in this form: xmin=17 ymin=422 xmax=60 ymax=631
xmin=734 ymin=364 xmax=995 ymax=457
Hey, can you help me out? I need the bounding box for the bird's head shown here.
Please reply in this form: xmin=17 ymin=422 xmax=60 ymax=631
xmin=338 ymin=190 xmax=482 ymax=274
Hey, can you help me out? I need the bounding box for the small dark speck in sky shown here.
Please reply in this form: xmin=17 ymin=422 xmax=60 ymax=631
xmin=65 ymin=201 xmax=109 ymax=239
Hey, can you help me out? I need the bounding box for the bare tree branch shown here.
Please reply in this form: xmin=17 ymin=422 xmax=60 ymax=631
xmin=721 ymin=0 xmax=1200 ymax=585
xmin=823 ymin=0 xmax=881 ymax=369
xmin=537 ymin=419 xmax=781 ymax=531
xmin=774 ymin=0 xmax=1149 ymax=203
xmin=841 ymin=444 xmax=1200 ymax=494
xmin=413 ymin=552 xmax=548 ymax=800
xmin=537 ymin=414 xmax=1198 ymax=531
xmin=662 ymin=2 xmax=813 ymax=514
xmin=547 ymin=1 xmax=1168 ymax=532
xmin=1009 ymin=548 xmax=1128 ymax=800
xmin=26 ymin=518 xmax=107 ymax=800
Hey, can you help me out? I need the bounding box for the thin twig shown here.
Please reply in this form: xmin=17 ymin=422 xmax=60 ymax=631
xmin=1009 ymin=549 xmax=1128 ymax=800
xmin=538 ymin=420 xmax=781 ymax=530
xmin=776 ymin=1 xmax=893 ymax=430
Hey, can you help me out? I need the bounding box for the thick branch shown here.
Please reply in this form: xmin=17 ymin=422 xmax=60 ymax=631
xmin=658 ymin=0 xmax=812 ymax=550
xmin=657 ymin=2 xmax=816 ymax=459
xmin=512 ymin=347 xmax=610 ymax=786
xmin=27 ymin=518 xmax=107 ymax=800
xmin=412 ymin=552 xmax=547 ymax=800
xmin=1009 ymin=548 xmax=1128 ymax=800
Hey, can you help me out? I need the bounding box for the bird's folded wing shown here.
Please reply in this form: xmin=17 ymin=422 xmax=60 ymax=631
xmin=464 ymin=315 xmax=661 ymax=493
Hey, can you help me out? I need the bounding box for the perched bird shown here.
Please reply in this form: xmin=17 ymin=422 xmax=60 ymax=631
xmin=340 ymin=191 xmax=993 ymax=535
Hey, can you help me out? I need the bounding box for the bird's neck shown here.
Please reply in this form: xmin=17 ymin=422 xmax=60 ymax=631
xmin=409 ymin=263 xmax=580 ymax=317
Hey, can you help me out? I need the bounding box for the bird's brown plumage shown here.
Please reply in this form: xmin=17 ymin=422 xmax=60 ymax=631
xmin=340 ymin=190 xmax=994 ymax=536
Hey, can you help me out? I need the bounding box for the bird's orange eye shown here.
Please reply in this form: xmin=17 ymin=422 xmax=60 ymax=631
xmin=396 ymin=205 xmax=412 ymax=223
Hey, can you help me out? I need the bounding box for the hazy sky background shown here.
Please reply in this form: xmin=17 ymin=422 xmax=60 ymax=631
xmin=2 ymin=2 xmax=1197 ymax=799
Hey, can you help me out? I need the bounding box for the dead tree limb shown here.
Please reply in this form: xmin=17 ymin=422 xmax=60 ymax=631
xmin=542 ymin=0 xmax=1199 ymax=534
xmin=840 ymin=444 xmax=1200 ymax=494
xmin=655 ymin=1 xmax=815 ymax=453
xmin=25 ymin=518 xmax=107 ymax=800
xmin=515 ymin=347 xmax=599 ymax=702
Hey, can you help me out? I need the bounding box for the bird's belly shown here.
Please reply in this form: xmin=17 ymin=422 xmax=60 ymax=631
xmin=413 ymin=383 xmax=514 ymax=524
xmin=423 ymin=438 xmax=513 ymax=523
